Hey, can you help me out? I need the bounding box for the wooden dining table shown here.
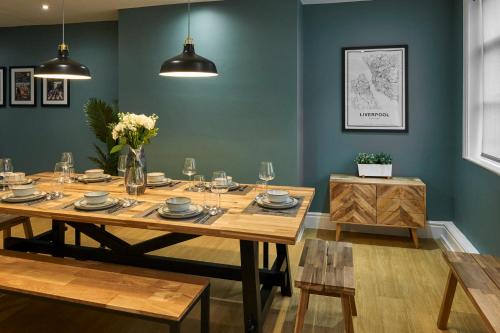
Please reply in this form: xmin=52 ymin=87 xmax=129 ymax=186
xmin=0 ymin=172 xmax=315 ymax=333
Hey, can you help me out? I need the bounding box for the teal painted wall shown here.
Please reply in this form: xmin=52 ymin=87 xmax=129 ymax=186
xmin=118 ymin=0 xmax=301 ymax=185
xmin=0 ymin=22 xmax=118 ymax=174
xmin=451 ymin=1 xmax=500 ymax=255
xmin=303 ymin=0 xmax=458 ymax=219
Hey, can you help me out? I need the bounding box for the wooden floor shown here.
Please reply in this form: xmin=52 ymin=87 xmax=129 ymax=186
xmin=0 ymin=218 xmax=489 ymax=333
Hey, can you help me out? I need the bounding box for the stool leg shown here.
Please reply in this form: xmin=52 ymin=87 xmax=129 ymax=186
xmin=22 ymin=219 xmax=34 ymax=239
xmin=437 ymin=270 xmax=458 ymax=330
xmin=201 ymin=286 xmax=210 ymax=333
xmin=341 ymin=294 xmax=354 ymax=333
xmin=350 ymin=295 xmax=357 ymax=316
xmin=336 ymin=224 xmax=342 ymax=241
xmin=294 ymin=290 xmax=309 ymax=333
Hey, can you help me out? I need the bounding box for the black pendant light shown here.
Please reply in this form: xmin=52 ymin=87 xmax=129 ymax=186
xmin=34 ymin=0 xmax=91 ymax=80
xmin=159 ymin=0 xmax=218 ymax=78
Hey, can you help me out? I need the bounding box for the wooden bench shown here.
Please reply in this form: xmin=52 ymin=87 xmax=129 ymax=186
xmin=0 ymin=214 xmax=33 ymax=241
xmin=437 ymin=251 xmax=500 ymax=333
xmin=294 ymin=239 xmax=356 ymax=333
xmin=0 ymin=250 xmax=210 ymax=333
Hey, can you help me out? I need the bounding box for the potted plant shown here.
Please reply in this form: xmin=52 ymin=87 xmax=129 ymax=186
xmin=355 ymin=153 xmax=393 ymax=178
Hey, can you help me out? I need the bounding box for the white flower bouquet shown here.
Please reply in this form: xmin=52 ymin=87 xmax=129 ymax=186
xmin=110 ymin=113 xmax=159 ymax=154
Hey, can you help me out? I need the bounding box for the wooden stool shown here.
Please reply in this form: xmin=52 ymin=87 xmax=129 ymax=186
xmin=0 ymin=214 xmax=33 ymax=242
xmin=294 ymin=239 xmax=356 ymax=333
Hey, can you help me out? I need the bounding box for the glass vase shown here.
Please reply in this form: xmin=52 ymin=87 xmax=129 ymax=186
xmin=125 ymin=145 xmax=147 ymax=195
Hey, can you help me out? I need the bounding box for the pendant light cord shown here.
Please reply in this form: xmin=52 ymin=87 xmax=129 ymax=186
xmin=62 ymin=0 xmax=65 ymax=44
xmin=187 ymin=0 xmax=191 ymax=39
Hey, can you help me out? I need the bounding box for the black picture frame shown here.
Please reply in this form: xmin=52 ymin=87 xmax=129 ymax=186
xmin=342 ymin=45 xmax=409 ymax=133
xmin=0 ymin=67 xmax=5 ymax=107
xmin=9 ymin=66 xmax=37 ymax=107
xmin=42 ymin=78 xmax=70 ymax=107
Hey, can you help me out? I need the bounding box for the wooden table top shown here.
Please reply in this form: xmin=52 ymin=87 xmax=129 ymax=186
xmin=0 ymin=250 xmax=208 ymax=321
xmin=443 ymin=251 xmax=500 ymax=332
xmin=0 ymin=173 xmax=315 ymax=245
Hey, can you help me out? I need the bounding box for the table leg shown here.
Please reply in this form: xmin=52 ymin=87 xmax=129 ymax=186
xmin=263 ymin=242 xmax=269 ymax=269
xmin=100 ymin=225 xmax=106 ymax=249
xmin=276 ymin=244 xmax=292 ymax=296
xmin=437 ymin=270 xmax=458 ymax=330
xmin=51 ymin=220 xmax=65 ymax=258
xmin=240 ymin=240 xmax=262 ymax=333
xmin=200 ymin=286 xmax=210 ymax=333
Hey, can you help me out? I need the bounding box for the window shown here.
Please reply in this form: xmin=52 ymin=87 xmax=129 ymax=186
xmin=463 ymin=0 xmax=500 ymax=175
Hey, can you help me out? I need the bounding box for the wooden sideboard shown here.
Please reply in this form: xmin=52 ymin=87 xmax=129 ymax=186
xmin=330 ymin=174 xmax=426 ymax=248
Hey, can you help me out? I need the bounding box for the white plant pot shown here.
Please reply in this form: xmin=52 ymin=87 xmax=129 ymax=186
xmin=357 ymin=164 xmax=392 ymax=178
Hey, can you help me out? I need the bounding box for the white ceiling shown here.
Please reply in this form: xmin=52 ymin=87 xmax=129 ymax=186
xmin=0 ymin=0 xmax=219 ymax=27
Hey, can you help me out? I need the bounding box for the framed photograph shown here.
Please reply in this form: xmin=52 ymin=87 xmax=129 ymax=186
xmin=42 ymin=78 xmax=70 ymax=107
xmin=0 ymin=67 xmax=5 ymax=107
xmin=9 ymin=66 xmax=36 ymax=107
xmin=343 ymin=45 xmax=408 ymax=132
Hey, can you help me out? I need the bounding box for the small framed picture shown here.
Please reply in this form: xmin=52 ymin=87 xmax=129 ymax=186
xmin=343 ymin=45 xmax=408 ymax=132
xmin=42 ymin=78 xmax=70 ymax=107
xmin=0 ymin=67 xmax=5 ymax=107
xmin=9 ymin=66 xmax=36 ymax=107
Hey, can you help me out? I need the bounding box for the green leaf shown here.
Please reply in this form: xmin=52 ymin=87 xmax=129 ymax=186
xmin=110 ymin=144 xmax=124 ymax=155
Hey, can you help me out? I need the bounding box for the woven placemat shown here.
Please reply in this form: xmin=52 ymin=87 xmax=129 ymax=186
xmin=136 ymin=204 xmax=226 ymax=225
xmin=242 ymin=196 xmax=304 ymax=218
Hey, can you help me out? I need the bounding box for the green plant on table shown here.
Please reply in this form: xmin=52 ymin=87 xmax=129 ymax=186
xmin=355 ymin=152 xmax=392 ymax=164
xmin=84 ymin=99 xmax=120 ymax=175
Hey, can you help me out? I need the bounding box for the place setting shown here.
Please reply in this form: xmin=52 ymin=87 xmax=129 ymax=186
xmin=77 ymin=169 xmax=114 ymax=184
xmin=146 ymin=172 xmax=182 ymax=189
xmin=63 ymin=191 xmax=140 ymax=214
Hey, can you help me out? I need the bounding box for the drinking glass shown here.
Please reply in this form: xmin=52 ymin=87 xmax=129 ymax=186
xmin=0 ymin=158 xmax=13 ymax=191
xmin=53 ymin=162 xmax=70 ymax=198
xmin=211 ymin=171 xmax=229 ymax=213
xmin=259 ymin=161 xmax=275 ymax=196
xmin=117 ymin=155 xmax=127 ymax=176
xmin=182 ymin=158 xmax=196 ymax=190
xmin=203 ymin=190 xmax=218 ymax=216
xmin=255 ymin=180 xmax=267 ymax=198
xmin=61 ymin=152 xmax=75 ymax=182
xmin=125 ymin=167 xmax=145 ymax=201
xmin=194 ymin=175 xmax=205 ymax=192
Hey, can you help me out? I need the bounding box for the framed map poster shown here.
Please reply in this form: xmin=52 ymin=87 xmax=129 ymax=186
xmin=343 ymin=45 xmax=408 ymax=132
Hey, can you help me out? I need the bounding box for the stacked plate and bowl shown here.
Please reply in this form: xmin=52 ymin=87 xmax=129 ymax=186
xmin=256 ymin=190 xmax=298 ymax=209
xmin=157 ymin=197 xmax=203 ymax=219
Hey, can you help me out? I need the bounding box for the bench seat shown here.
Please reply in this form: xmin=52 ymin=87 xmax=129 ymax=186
xmin=0 ymin=250 xmax=210 ymax=332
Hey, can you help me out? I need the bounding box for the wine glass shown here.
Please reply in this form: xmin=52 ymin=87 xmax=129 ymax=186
xmin=125 ymin=167 xmax=145 ymax=202
xmin=259 ymin=161 xmax=275 ymax=196
xmin=182 ymin=158 xmax=196 ymax=190
xmin=194 ymin=175 xmax=205 ymax=192
xmin=211 ymin=171 xmax=229 ymax=213
xmin=53 ymin=162 xmax=69 ymax=198
xmin=61 ymin=152 xmax=75 ymax=183
xmin=117 ymin=155 xmax=127 ymax=176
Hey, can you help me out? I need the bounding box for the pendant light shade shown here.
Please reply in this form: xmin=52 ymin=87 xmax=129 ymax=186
xmin=34 ymin=0 xmax=91 ymax=80
xmin=160 ymin=39 xmax=218 ymax=77
xmin=159 ymin=1 xmax=218 ymax=78
xmin=35 ymin=44 xmax=91 ymax=80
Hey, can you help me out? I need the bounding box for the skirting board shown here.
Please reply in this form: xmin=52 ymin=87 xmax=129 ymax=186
xmin=302 ymin=212 xmax=479 ymax=253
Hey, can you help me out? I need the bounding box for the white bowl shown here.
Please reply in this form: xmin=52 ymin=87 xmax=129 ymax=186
xmin=85 ymin=169 xmax=104 ymax=179
xmin=166 ymin=197 xmax=191 ymax=212
xmin=5 ymin=172 xmax=25 ymax=183
xmin=11 ymin=184 xmax=36 ymax=197
xmin=147 ymin=172 xmax=165 ymax=183
xmin=84 ymin=191 xmax=109 ymax=205
xmin=266 ymin=190 xmax=290 ymax=203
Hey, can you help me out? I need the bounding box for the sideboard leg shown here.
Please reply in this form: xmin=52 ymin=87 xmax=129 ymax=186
xmin=409 ymin=228 xmax=419 ymax=248
xmin=336 ymin=224 xmax=342 ymax=241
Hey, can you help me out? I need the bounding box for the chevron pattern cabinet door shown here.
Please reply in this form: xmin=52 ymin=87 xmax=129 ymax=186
xmin=330 ymin=183 xmax=376 ymax=225
xmin=377 ymin=185 xmax=426 ymax=227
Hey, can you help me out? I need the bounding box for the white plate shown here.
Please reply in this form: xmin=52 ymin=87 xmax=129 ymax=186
xmin=147 ymin=178 xmax=172 ymax=187
xmin=1 ymin=191 xmax=47 ymax=203
xmin=256 ymin=195 xmax=299 ymax=209
xmin=157 ymin=204 xmax=203 ymax=219
xmin=205 ymin=182 xmax=240 ymax=191
xmin=77 ymin=175 xmax=112 ymax=183
xmin=74 ymin=197 xmax=120 ymax=211
xmin=0 ymin=178 xmax=33 ymax=186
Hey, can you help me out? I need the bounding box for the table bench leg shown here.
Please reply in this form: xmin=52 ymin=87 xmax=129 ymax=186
xmin=341 ymin=294 xmax=354 ymax=333
xmin=437 ymin=270 xmax=458 ymax=330
xmin=336 ymin=224 xmax=342 ymax=241
xmin=294 ymin=290 xmax=310 ymax=333
xmin=22 ymin=219 xmax=33 ymax=239
xmin=276 ymin=244 xmax=292 ymax=297
xmin=350 ymin=295 xmax=357 ymax=316
xmin=240 ymin=240 xmax=262 ymax=333
xmin=201 ymin=286 xmax=210 ymax=333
